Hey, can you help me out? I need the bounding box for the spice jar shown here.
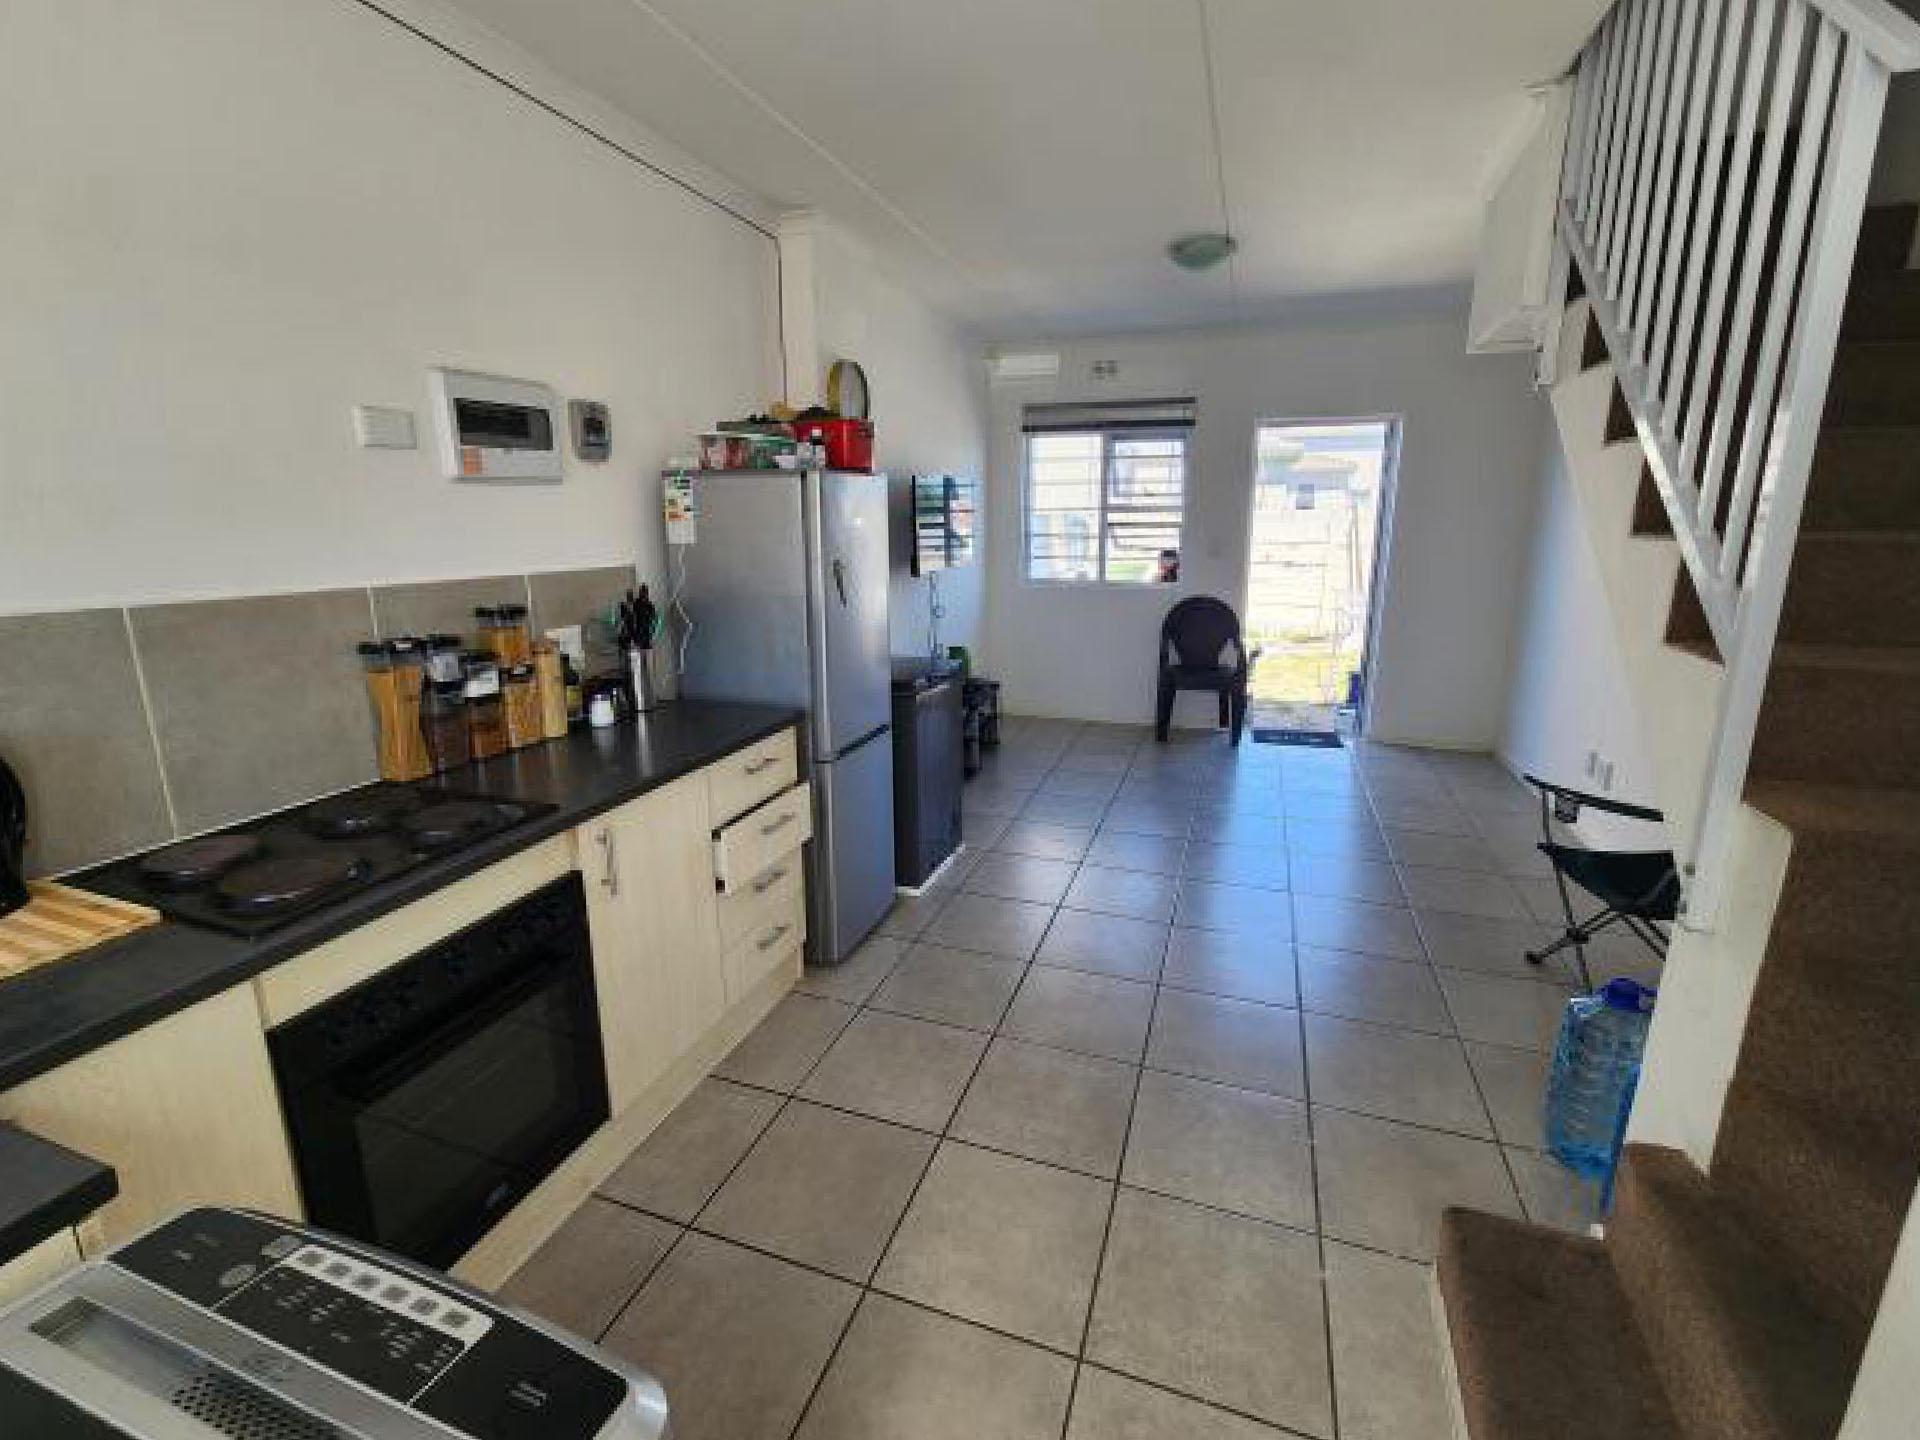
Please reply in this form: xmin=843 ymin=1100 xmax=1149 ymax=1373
xmin=503 ymin=663 xmax=541 ymax=750
xmin=463 ymin=651 xmax=508 ymax=760
xmin=359 ymin=640 xmax=431 ymax=782
xmin=532 ymin=639 xmax=569 ymax=740
xmin=476 ymin=604 xmax=532 ymax=665
xmin=421 ymin=678 xmax=471 ymax=773
xmin=425 ymin=634 xmax=465 ymax=685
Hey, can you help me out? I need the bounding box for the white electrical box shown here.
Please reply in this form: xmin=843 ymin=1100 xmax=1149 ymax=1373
xmin=352 ymin=404 xmax=417 ymax=450
xmin=428 ymin=367 xmax=564 ymax=483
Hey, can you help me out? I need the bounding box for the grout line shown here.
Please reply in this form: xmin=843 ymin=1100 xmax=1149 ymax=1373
xmin=121 ymin=607 xmax=181 ymax=838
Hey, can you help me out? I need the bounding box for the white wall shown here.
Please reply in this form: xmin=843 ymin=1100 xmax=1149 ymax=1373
xmin=982 ymin=310 xmax=1542 ymax=745
xmin=1499 ymin=422 xmax=1663 ymax=844
xmin=0 ymin=0 xmax=781 ymax=615
xmin=800 ymin=220 xmax=988 ymax=662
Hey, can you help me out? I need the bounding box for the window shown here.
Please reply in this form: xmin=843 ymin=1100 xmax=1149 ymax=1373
xmin=1022 ymin=400 xmax=1191 ymax=584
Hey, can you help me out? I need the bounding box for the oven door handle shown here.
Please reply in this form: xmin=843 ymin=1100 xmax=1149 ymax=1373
xmin=334 ymin=953 xmax=572 ymax=1104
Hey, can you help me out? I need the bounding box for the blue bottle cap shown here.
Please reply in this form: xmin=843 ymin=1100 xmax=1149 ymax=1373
xmin=1600 ymin=978 xmax=1655 ymax=1011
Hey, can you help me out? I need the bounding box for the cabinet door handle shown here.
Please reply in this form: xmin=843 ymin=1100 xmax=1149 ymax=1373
xmin=751 ymin=865 xmax=789 ymax=895
xmin=744 ymin=756 xmax=777 ymax=776
xmin=759 ymin=812 xmax=795 ymax=838
xmin=756 ymin=923 xmax=792 ymax=953
xmin=597 ymin=828 xmax=619 ymax=897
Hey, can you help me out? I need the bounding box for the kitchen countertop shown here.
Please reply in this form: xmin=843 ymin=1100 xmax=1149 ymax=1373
xmin=0 ymin=700 xmax=803 ymax=1096
xmin=0 ymin=1122 xmax=117 ymax=1267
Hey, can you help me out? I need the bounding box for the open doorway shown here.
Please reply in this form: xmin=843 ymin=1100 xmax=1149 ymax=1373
xmin=1242 ymin=418 xmax=1399 ymax=736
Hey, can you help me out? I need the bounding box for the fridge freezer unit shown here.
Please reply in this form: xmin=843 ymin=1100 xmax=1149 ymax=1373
xmin=677 ymin=469 xmax=895 ymax=961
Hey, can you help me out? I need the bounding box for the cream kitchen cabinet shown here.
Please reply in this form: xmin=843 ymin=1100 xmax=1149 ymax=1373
xmin=579 ymin=771 xmax=728 ymax=1114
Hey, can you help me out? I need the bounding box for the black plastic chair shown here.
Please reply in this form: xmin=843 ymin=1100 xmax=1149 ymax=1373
xmin=1155 ymin=597 xmax=1258 ymax=745
xmin=1522 ymin=774 xmax=1680 ymax=990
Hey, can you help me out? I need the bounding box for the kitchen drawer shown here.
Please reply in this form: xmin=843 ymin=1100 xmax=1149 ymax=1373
xmin=718 ymin=849 xmax=805 ymax=951
xmin=708 ymin=730 xmax=798 ymax=827
xmin=713 ymin=783 xmax=812 ymax=894
xmin=723 ymin=882 xmax=805 ymax=1003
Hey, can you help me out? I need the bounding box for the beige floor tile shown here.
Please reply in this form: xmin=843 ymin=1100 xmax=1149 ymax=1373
xmin=1297 ymin=947 xmax=1451 ymax=1032
xmin=1085 ymin=828 xmax=1187 ymax=873
xmin=949 ymin=1038 xmax=1139 ymax=1178
xmin=875 ymin=887 xmax=950 ymax=939
xmin=1289 ymin=852 xmax=1404 ymax=905
xmin=1465 ymin=1041 xmax=1551 ymax=1149
xmin=1101 ymin=804 xmax=1193 ymax=838
xmin=1067 ymin=1367 xmax=1291 ymax=1439
xmin=924 ymin=891 xmax=1057 ymax=959
xmin=1041 ymin=770 xmax=1125 ymax=801
xmin=1411 ymin=909 xmax=1557 ymax=978
xmin=869 ymin=944 xmax=1026 ymax=1031
xmin=1037 ymin=908 xmax=1170 ymax=982
xmin=995 ymin=819 xmax=1097 ymax=862
xmin=964 ymin=852 xmax=1080 ymax=905
xmin=797 ymin=934 xmax=908 ymax=1005
xmin=1065 ymin=864 xmax=1180 ymax=922
xmin=875 ymin=1142 xmax=1112 ymax=1349
xmin=1187 ymin=808 xmax=1286 ymax=848
xmin=1021 ymin=793 xmax=1110 ymax=828
xmin=1291 ymin=894 xmax=1423 ymax=960
xmin=1381 ymin=828 xmax=1504 ymax=873
xmin=1324 ymin=1242 xmax=1453 ymax=1440
xmin=1284 ymin=817 xmax=1391 ymax=861
xmin=1122 ymin=1070 xmax=1314 ymax=1229
xmin=799 ymin=1010 xmax=990 ymax=1131
xmin=1368 ymin=796 xmax=1475 ymax=836
xmin=1397 ymin=865 xmax=1531 ymax=922
xmin=1305 ymin=1013 xmax=1491 ymax=1137
xmin=1181 ymin=841 xmax=1291 ymax=891
xmin=1159 ymin=926 xmax=1298 ymax=1007
xmin=1284 ymin=790 xmax=1376 ymax=824
xmin=714 ymin=993 xmax=858 ymax=1092
xmin=1511 ymin=875 xmax=1570 ymax=924
xmin=499 ymin=1196 xmax=679 ymax=1340
xmin=1507 ymin=1147 xmax=1606 ymax=1234
xmin=1312 ymin=1107 xmax=1522 ymax=1260
xmin=1175 ymin=880 xmax=1296 ymax=935
xmin=599 ymin=1078 xmax=782 ymax=1222
xmin=964 ymin=813 xmax=1014 ymax=851
xmin=1002 ymin=967 xmax=1156 ymax=1063
xmin=603 ymin=1232 xmax=858 ymax=1440
xmin=1086 ymin=1189 xmax=1333 ymax=1435
xmin=700 ymin=1102 xmax=935 ymax=1281
xmin=1146 ymin=988 xmax=1305 ymax=1099
xmin=796 ymin=1293 xmax=1075 ymax=1440
xmin=1436 ymin=968 xmax=1574 ymax=1051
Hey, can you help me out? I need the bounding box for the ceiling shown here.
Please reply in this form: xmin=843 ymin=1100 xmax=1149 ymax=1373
xmin=434 ymin=0 xmax=1606 ymax=338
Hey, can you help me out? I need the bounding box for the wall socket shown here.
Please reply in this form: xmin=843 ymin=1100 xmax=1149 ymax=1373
xmin=1584 ymin=749 xmax=1616 ymax=791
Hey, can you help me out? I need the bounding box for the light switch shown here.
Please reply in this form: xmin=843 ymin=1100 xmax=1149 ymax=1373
xmin=354 ymin=405 xmax=418 ymax=450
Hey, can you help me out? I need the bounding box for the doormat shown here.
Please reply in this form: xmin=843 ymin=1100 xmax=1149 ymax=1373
xmin=1252 ymin=729 xmax=1344 ymax=748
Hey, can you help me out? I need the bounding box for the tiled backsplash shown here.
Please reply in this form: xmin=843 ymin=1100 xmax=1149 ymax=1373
xmin=0 ymin=564 xmax=637 ymax=878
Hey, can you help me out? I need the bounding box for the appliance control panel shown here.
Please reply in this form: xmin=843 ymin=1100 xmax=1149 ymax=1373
xmin=110 ymin=1208 xmax=633 ymax=1439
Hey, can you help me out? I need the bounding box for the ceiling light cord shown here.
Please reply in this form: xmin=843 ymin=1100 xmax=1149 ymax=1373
xmin=1194 ymin=0 xmax=1240 ymax=321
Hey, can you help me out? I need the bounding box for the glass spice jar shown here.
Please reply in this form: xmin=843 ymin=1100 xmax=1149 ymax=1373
xmin=532 ymin=638 xmax=569 ymax=740
xmin=420 ymin=678 xmax=471 ymax=773
xmin=425 ymin=634 xmax=466 ymax=685
xmin=358 ymin=640 xmax=430 ymax=782
xmin=503 ymin=663 xmax=541 ymax=750
xmin=463 ymin=651 xmax=508 ymax=760
xmin=476 ymin=604 xmax=532 ymax=666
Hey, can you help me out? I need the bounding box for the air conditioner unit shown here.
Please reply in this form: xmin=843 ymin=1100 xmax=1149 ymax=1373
xmin=988 ymin=351 xmax=1062 ymax=384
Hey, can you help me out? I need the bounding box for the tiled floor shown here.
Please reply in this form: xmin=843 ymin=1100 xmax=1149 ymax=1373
xmin=502 ymin=719 xmax=1662 ymax=1440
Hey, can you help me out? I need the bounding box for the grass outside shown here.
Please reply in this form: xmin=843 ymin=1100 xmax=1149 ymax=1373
xmin=1248 ymin=639 xmax=1362 ymax=706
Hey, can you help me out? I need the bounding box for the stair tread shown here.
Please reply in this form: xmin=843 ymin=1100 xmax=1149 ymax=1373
xmin=1770 ymin=642 xmax=1920 ymax=672
xmin=1437 ymin=1208 xmax=1680 ymax=1440
xmin=1610 ymin=1146 xmax=1857 ymax=1440
xmin=1745 ymin=779 xmax=1920 ymax=842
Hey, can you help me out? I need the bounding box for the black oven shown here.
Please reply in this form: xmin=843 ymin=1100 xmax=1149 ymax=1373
xmin=269 ymin=873 xmax=609 ymax=1269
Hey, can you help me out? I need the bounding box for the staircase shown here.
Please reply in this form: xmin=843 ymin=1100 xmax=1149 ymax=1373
xmin=1436 ymin=206 xmax=1920 ymax=1439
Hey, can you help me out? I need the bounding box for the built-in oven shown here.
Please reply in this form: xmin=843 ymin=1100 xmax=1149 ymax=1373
xmin=269 ymin=873 xmax=609 ymax=1270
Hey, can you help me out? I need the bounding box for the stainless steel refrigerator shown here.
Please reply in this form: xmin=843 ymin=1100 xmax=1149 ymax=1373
xmin=677 ymin=468 xmax=895 ymax=962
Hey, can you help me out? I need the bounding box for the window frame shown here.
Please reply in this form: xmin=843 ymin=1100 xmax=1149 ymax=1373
xmin=1020 ymin=425 xmax=1191 ymax=588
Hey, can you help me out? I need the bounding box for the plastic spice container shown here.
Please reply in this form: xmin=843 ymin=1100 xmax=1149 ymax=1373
xmin=533 ymin=639 xmax=569 ymax=739
xmin=476 ymin=604 xmax=532 ymax=665
xmin=463 ymin=652 xmax=508 ymax=760
xmin=503 ymin=663 xmax=542 ymax=750
xmin=420 ymin=679 xmax=471 ymax=773
xmin=425 ymin=634 xmax=466 ymax=685
xmin=359 ymin=640 xmax=430 ymax=782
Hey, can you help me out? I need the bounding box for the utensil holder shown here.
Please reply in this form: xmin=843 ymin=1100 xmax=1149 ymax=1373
xmin=627 ymin=646 xmax=660 ymax=713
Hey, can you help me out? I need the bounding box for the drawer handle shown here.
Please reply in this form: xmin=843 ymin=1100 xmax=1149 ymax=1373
xmin=756 ymin=923 xmax=792 ymax=952
xmin=751 ymin=865 xmax=789 ymax=895
xmin=744 ymin=756 xmax=778 ymax=775
xmin=759 ymin=812 xmax=796 ymax=838
xmin=596 ymin=828 xmax=619 ymax=898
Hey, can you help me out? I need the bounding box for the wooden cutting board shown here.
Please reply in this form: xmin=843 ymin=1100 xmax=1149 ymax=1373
xmin=0 ymin=881 xmax=160 ymax=980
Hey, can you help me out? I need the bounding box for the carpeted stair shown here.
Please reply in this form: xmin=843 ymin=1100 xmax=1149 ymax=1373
xmin=1437 ymin=205 xmax=1920 ymax=1439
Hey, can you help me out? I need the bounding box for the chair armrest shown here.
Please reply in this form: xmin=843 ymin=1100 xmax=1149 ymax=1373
xmin=1523 ymin=774 xmax=1665 ymax=824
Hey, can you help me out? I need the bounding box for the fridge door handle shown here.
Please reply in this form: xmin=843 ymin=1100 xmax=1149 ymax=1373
xmin=832 ymin=556 xmax=849 ymax=607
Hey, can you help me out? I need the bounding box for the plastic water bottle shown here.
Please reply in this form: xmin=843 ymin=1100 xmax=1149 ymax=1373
xmin=1545 ymin=978 xmax=1656 ymax=1184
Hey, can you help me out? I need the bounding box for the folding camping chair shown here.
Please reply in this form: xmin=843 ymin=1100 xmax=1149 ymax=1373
xmin=1521 ymin=774 xmax=1680 ymax=991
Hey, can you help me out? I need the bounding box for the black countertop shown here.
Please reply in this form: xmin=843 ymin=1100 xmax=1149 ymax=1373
xmin=0 ymin=700 xmax=802 ymax=1097
xmin=0 ymin=1122 xmax=117 ymax=1266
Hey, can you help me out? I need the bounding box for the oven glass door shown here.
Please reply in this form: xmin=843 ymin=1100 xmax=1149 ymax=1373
xmin=273 ymin=880 xmax=609 ymax=1269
